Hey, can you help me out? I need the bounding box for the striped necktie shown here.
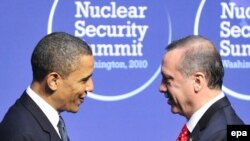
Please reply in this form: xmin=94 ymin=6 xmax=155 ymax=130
xmin=57 ymin=116 xmax=69 ymax=141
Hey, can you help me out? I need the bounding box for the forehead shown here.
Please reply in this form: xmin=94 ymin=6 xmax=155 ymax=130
xmin=161 ymin=49 xmax=184 ymax=75
xmin=69 ymin=55 xmax=94 ymax=78
xmin=80 ymin=55 xmax=94 ymax=67
xmin=79 ymin=55 xmax=94 ymax=72
xmin=163 ymin=48 xmax=184 ymax=66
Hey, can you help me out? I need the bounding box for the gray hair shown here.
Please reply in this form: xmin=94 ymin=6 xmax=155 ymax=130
xmin=166 ymin=35 xmax=224 ymax=89
xmin=31 ymin=32 xmax=92 ymax=81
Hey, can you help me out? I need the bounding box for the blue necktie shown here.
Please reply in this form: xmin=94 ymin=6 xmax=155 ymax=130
xmin=57 ymin=116 xmax=69 ymax=141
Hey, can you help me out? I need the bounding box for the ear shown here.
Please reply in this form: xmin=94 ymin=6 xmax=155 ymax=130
xmin=193 ymin=72 xmax=205 ymax=93
xmin=46 ymin=72 xmax=61 ymax=91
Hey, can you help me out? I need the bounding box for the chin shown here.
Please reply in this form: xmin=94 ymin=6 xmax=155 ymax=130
xmin=69 ymin=110 xmax=78 ymax=113
xmin=67 ymin=107 xmax=79 ymax=113
xmin=171 ymin=107 xmax=180 ymax=114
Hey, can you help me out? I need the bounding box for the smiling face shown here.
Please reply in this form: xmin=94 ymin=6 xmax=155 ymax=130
xmin=52 ymin=55 xmax=95 ymax=113
xmin=159 ymin=49 xmax=195 ymax=117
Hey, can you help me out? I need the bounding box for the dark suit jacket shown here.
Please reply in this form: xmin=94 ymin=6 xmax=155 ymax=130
xmin=0 ymin=92 xmax=62 ymax=141
xmin=189 ymin=97 xmax=244 ymax=141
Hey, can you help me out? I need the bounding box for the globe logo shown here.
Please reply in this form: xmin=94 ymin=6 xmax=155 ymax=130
xmin=48 ymin=0 xmax=172 ymax=101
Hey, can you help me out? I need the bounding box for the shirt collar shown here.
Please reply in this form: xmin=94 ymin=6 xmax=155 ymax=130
xmin=26 ymin=86 xmax=60 ymax=131
xmin=186 ymin=92 xmax=225 ymax=132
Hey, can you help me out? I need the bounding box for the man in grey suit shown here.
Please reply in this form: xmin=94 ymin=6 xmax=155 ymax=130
xmin=159 ymin=35 xmax=244 ymax=141
xmin=0 ymin=32 xmax=95 ymax=141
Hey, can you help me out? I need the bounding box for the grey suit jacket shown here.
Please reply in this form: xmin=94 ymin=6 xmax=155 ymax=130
xmin=189 ymin=97 xmax=244 ymax=141
xmin=0 ymin=92 xmax=63 ymax=141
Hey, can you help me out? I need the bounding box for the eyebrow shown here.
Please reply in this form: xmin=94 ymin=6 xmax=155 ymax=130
xmin=79 ymin=73 xmax=93 ymax=82
xmin=161 ymin=72 xmax=173 ymax=79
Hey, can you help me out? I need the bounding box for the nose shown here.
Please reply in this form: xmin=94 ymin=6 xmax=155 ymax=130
xmin=159 ymin=82 xmax=169 ymax=98
xmin=86 ymin=78 xmax=94 ymax=92
xmin=159 ymin=82 xmax=167 ymax=94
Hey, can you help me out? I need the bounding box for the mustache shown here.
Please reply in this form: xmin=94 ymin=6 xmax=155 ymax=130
xmin=164 ymin=92 xmax=171 ymax=98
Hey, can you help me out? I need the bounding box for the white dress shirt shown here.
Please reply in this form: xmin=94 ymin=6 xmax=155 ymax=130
xmin=26 ymin=86 xmax=61 ymax=137
xmin=186 ymin=92 xmax=225 ymax=132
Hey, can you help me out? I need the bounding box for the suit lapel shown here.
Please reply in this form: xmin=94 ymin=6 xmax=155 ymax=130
xmin=19 ymin=92 xmax=62 ymax=141
xmin=189 ymin=97 xmax=231 ymax=141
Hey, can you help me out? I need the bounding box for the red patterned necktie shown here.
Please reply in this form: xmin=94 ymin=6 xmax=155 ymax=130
xmin=176 ymin=124 xmax=190 ymax=141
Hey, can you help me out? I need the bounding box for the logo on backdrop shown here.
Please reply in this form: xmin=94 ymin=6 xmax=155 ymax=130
xmin=48 ymin=0 xmax=171 ymax=101
xmin=195 ymin=0 xmax=250 ymax=100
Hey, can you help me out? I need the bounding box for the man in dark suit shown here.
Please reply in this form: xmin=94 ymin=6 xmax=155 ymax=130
xmin=159 ymin=35 xmax=244 ymax=141
xmin=0 ymin=32 xmax=95 ymax=141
